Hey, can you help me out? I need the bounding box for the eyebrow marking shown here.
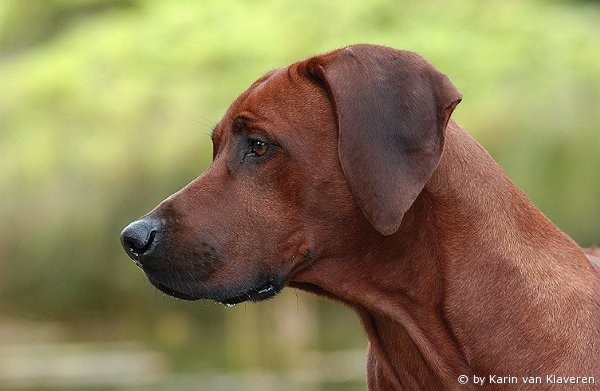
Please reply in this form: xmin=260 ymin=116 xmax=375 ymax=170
xmin=232 ymin=113 xmax=266 ymax=135
xmin=232 ymin=116 xmax=246 ymax=134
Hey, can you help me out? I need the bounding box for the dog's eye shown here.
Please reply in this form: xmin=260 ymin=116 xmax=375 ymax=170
xmin=250 ymin=139 xmax=269 ymax=157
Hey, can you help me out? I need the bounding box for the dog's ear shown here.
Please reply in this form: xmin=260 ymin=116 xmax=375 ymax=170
xmin=303 ymin=45 xmax=461 ymax=235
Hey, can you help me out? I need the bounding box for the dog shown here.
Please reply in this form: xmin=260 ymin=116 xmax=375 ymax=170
xmin=121 ymin=44 xmax=600 ymax=390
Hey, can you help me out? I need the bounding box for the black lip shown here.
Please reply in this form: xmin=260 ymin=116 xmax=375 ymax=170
xmin=220 ymin=283 xmax=280 ymax=305
xmin=147 ymin=275 xmax=199 ymax=301
xmin=145 ymin=273 xmax=285 ymax=304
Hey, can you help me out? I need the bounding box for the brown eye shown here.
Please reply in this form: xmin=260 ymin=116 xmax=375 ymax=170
xmin=251 ymin=139 xmax=269 ymax=157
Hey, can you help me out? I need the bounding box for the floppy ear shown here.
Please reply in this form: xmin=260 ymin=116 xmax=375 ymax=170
xmin=303 ymin=45 xmax=461 ymax=235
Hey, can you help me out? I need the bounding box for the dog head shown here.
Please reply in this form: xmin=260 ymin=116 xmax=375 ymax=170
xmin=120 ymin=44 xmax=460 ymax=304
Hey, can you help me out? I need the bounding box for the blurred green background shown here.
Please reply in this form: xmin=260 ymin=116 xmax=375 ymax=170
xmin=1 ymin=0 xmax=599 ymax=390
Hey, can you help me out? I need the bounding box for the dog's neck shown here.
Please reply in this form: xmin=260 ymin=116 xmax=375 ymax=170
xmin=292 ymin=187 xmax=472 ymax=390
xmin=290 ymin=121 xmax=598 ymax=390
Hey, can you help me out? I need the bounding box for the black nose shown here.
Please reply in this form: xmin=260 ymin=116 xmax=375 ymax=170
xmin=120 ymin=218 xmax=159 ymax=260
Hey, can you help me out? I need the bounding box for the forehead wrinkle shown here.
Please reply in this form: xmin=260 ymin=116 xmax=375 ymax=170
xmin=231 ymin=71 xmax=281 ymax=120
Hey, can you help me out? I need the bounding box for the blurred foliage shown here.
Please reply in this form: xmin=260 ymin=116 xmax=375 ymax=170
xmin=1 ymin=0 xmax=599 ymax=380
xmin=0 ymin=0 xmax=139 ymax=53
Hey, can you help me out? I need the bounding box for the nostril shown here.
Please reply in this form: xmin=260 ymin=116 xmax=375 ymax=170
xmin=137 ymin=230 xmax=156 ymax=254
xmin=120 ymin=219 xmax=159 ymax=258
xmin=123 ymin=230 xmax=156 ymax=254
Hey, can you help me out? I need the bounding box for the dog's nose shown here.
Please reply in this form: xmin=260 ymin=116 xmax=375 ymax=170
xmin=120 ymin=218 xmax=159 ymax=260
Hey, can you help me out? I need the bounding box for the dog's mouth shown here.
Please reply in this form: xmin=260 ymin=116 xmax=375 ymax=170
xmin=147 ymin=275 xmax=199 ymax=301
xmin=146 ymin=273 xmax=284 ymax=305
xmin=218 ymin=283 xmax=281 ymax=306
